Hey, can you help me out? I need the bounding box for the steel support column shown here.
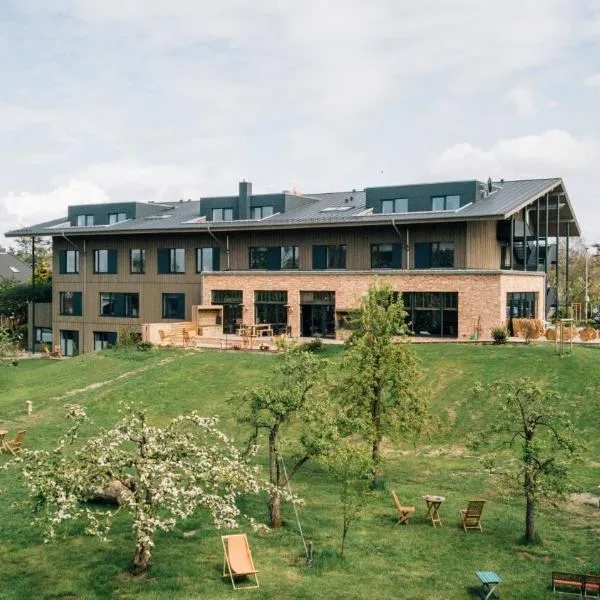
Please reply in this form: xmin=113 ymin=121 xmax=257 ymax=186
xmin=510 ymin=215 xmax=515 ymax=270
xmin=535 ymin=197 xmax=540 ymax=270
xmin=30 ymin=236 xmax=36 ymax=353
xmin=565 ymin=222 xmax=570 ymax=309
xmin=556 ymin=196 xmax=560 ymax=316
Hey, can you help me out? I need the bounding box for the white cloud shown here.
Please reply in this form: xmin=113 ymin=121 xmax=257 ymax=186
xmin=430 ymin=130 xmax=597 ymax=180
xmin=503 ymin=88 xmax=537 ymax=118
xmin=0 ymin=181 xmax=113 ymax=243
xmin=583 ymin=73 xmax=600 ymax=87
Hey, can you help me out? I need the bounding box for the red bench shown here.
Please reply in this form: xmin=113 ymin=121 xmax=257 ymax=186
xmin=552 ymin=571 xmax=600 ymax=597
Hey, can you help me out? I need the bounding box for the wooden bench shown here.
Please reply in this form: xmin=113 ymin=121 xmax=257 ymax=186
xmin=551 ymin=571 xmax=600 ymax=596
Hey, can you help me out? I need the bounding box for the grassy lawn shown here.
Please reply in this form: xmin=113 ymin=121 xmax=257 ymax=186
xmin=0 ymin=344 xmax=598 ymax=599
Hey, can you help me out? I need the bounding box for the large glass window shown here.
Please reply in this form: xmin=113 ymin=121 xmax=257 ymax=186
xmin=94 ymin=331 xmax=117 ymax=351
xmin=94 ymin=249 xmax=117 ymax=274
xmin=108 ymin=212 xmax=127 ymax=224
xmin=506 ymin=292 xmax=537 ymax=319
xmin=212 ymin=208 xmax=233 ymax=222
xmin=197 ymin=247 xmax=219 ymax=272
xmin=60 ymin=292 xmax=82 ymax=316
xmin=162 ymin=293 xmax=185 ymax=319
xmin=312 ymin=245 xmax=346 ymax=269
xmin=403 ymin=292 xmax=458 ymax=337
xmin=60 ymin=250 xmax=79 ymax=274
xmin=211 ymin=290 xmax=243 ymax=334
xmin=281 ymin=246 xmax=299 ymax=269
xmin=157 ymin=248 xmax=185 ymax=274
xmin=249 ymin=247 xmax=269 ymax=269
xmin=77 ymin=214 xmax=94 ymax=226
xmin=130 ymin=249 xmax=146 ymax=274
xmin=431 ymin=195 xmax=460 ymax=211
xmin=60 ymin=330 xmax=79 ymax=356
xmin=255 ymin=291 xmax=288 ymax=333
xmin=300 ymin=291 xmax=336 ymax=338
xmin=371 ymin=243 xmax=402 ymax=269
xmin=100 ymin=293 xmax=139 ymax=318
xmin=35 ymin=328 xmax=53 ymax=344
xmin=249 ymin=246 xmax=298 ymax=270
xmin=381 ymin=198 xmax=408 ymax=213
xmin=250 ymin=206 xmax=274 ymax=219
xmin=414 ymin=242 xmax=454 ymax=268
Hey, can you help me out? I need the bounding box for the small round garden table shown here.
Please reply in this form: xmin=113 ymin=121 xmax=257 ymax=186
xmin=422 ymin=494 xmax=445 ymax=527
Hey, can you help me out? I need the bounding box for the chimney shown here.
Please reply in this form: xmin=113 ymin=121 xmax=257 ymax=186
xmin=238 ymin=180 xmax=252 ymax=220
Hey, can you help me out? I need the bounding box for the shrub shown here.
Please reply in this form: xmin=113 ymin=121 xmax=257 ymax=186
xmin=512 ymin=318 xmax=544 ymax=342
xmin=491 ymin=326 xmax=508 ymax=345
xmin=579 ymin=327 xmax=597 ymax=342
xmin=136 ymin=341 xmax=153 ymax=352
xmin=300 ymin=337 xmax=324 ymax=353
xmin=117 ymin=327 xmax=142 ymax=348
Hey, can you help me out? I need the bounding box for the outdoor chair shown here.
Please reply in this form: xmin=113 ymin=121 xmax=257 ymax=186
xmin=460 ymin=500 xmax=485 ymax=532
xmin=53 ymin=345 xmax=62 ymax=358
xmin=391 ymin=489 xmax=415 ymax=525
xmin=222 ymin=533 xmax=259 ymax=590
xmin=5 ymin=430 xmax=26 ymax=456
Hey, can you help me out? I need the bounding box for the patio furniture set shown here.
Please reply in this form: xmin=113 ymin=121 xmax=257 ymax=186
xmin=0 ymin=429 xmax=26 ymax=456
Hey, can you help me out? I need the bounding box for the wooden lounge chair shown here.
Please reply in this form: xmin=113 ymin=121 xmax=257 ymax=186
xmin=53 ymin=345 xmax=62 ymax=358
xmin=391 ymin=489 xmax=415 ymax=526
xmin=222 ymin=534 xmax=259 ymax=590
xmin=460 ymin=500 xmax=485 ymax=532
xmin=5 ymin=430 xmax=26 ymax=456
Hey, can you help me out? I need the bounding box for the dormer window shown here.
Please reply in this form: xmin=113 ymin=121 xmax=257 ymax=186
xmin=108 ymin=212 xmax=127 ymax=224
xmin=250 ymin=206 xmax=274 ymax=220
xmin=381 ymin=198 xmax=408 ymax=213
xmin=77 ymin=214 xmax=94 ymax=226
xmin=432 ymin=195 xmax=460 ymax=211
xmin=212 ymin=208 xmax=233 ymax=222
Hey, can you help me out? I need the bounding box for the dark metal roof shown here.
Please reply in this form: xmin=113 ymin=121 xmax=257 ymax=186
xmin=4 ymin=178 xmax=580 ymax=237
xmin=0 ymin=252 xmax=32 ymax=282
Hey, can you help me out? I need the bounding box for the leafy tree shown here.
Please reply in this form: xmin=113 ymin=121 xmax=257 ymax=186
xmin=9 ymin=236 xmax=52 ymax=271
xmin=16 ymin=404 xmax=268 ymax=574
xmin=319 ymin=439 xmax=373 ymax=556
xmin=233 ymin=343 xmax=333 ymax=528
xmin=337 ymin=282 xmax=427 ymax=487
xmin=472 ymin=379 xmax=581 ymax=543
xmin=0 ymin=278 xmax=52 ymax=324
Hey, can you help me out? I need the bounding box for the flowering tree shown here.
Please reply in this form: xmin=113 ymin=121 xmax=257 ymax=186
xmin=18 ymin=404 xmax=268 ymax=574
xmin=233 ymin=344 xmax=334 ymax=528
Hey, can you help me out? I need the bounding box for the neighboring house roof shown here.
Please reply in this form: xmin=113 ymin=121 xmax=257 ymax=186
xmin=0 ymin=252 xmax=32 ymax=282
xmin=4 ymin=177 xmax=580 ymax=237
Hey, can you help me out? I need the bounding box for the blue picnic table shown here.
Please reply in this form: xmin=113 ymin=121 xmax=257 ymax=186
xmin=475 ymin=571 xmax=502 ymax=600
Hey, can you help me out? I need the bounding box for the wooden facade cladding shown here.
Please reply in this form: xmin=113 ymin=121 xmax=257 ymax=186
xmin=50 ymin=220 xmax=510 ymax=351
xmin=466 ymin=221 xmax=502 ymax=269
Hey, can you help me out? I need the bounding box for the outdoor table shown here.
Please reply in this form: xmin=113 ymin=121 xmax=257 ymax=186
xmin=0 ymin=430 xmax=8 ymax=453
xmin=422 ymin=494 xmax=445 ymax=527
xmin=476 ymin=571 xmax=502 ymax=600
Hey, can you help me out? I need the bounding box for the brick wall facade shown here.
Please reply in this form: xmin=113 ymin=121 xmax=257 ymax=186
xmin=202 ymin=270 xmax=546 ymax=340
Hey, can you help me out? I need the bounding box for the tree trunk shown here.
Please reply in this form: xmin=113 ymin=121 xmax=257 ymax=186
xmin=132 ymin=537 xmax=152 ymax=574
xmin=268 ymin=426 xmax=282 ymax=528
xmin=371 ymin=391 xmax=382 ymax=488
xmin=525 ymin=494 xmax=535 ymax=542
xmin=523 ymin=434 xmax=536 ymax=542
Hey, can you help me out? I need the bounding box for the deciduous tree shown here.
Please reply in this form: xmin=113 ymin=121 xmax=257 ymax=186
xmin=16 ymin=404 xmax=268 ymax=574
xmin=337 ymin=282 xmax=427 ymax=487
xmin=233 ymin=344 xmax=334 ymax=528
xmin=319 ymin=439 xmax=373 ymax=556
xmin=472 ymin=379 xmax=581 ymax=543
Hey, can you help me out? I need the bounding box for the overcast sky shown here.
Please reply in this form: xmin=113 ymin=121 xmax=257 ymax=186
xmin=1 ymin=0 xmax=599 ymax=245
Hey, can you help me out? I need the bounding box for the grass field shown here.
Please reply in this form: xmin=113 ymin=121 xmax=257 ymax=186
xmin=0 ymin=344 xmax=598 ymax=599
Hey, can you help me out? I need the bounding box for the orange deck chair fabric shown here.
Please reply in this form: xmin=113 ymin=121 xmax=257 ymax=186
xmin=222 ymin=534 xmax=259 ymax=590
